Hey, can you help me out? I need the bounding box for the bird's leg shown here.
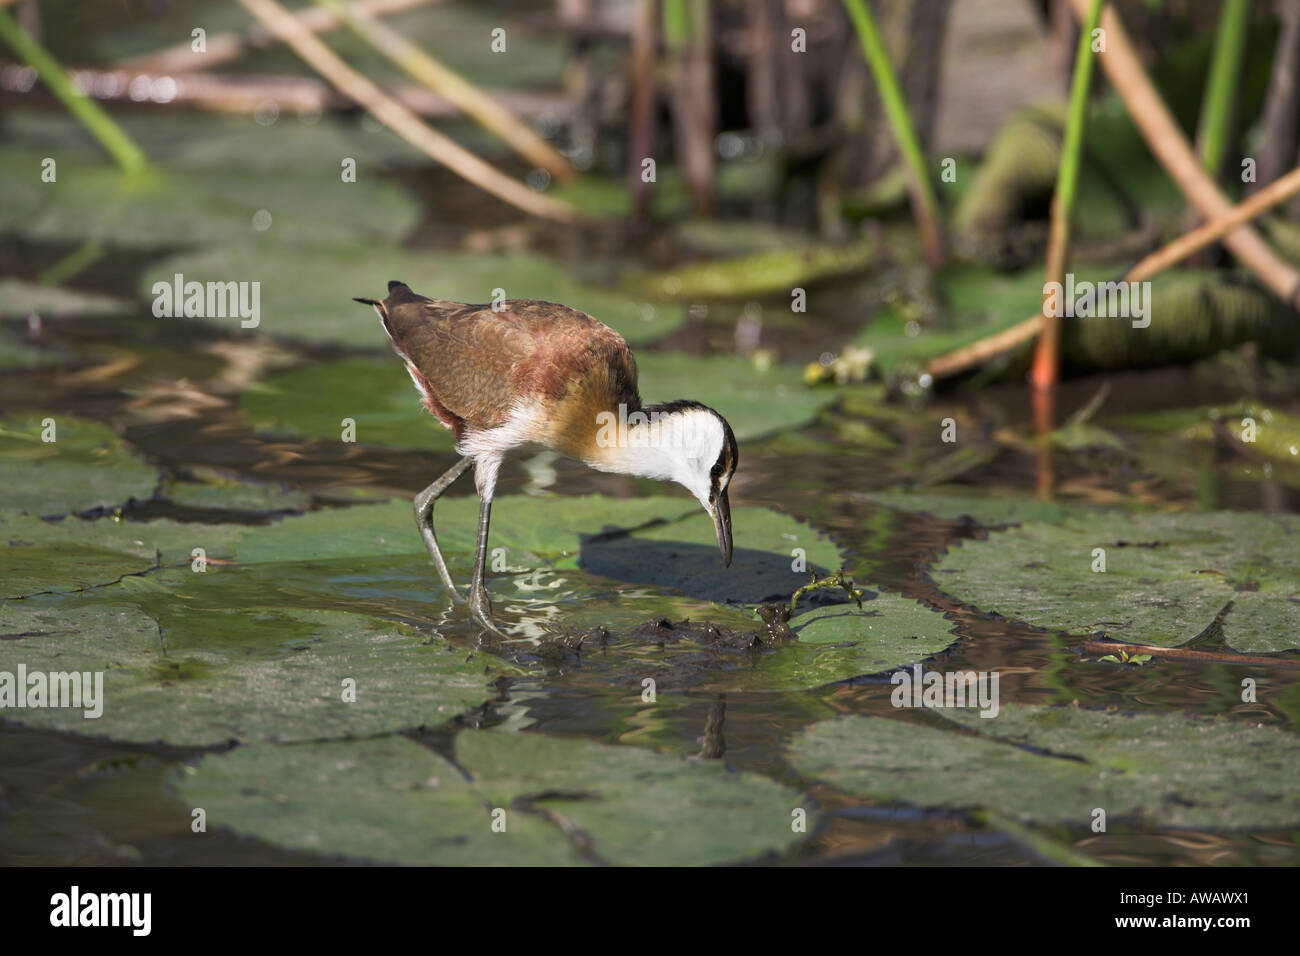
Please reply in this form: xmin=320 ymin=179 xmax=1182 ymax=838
xmin=413 ymin=456 xmax=473 ymax=604
xmin=468 ymin=453 xmax=509 ymax=637
xmin=467 ymin=492 xmax=507 ymax=636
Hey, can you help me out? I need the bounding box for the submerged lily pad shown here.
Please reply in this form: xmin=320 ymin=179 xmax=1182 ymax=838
xmin=787 ymin=705 xmax=1300 ymax=830
xmin=174 ymin=730 xmax=809 ymax=865
xmin=0 ymin=600 xmax=496 ymax=746
xmin=144 ymin=243 xmax=685 ymax=347
xmin=933 ymin=511 xmax=1300 ymax=653
xmin=0 ymin=415 xmax=157 ymax=516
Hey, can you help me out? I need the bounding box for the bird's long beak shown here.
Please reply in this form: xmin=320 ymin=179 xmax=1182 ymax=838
xmin=711 ymin=489 xmax=733 ymax=567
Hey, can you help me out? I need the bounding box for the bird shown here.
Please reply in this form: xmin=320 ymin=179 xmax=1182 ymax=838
xmin=353 ymin=281 xmax=738 ymax=636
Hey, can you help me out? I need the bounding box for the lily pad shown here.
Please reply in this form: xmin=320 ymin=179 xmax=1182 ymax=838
xmin=144 ymin=243 xmax=685 ymax=347
xmin=633 ymin=239 xmax=880 ymax=300
xmin=0 ymin=148 xmax=417 ymax=248
xmin=0 ymin=600 xmax=496 ymax=746
xmin=0 ymin=415 xmax=157 ymax=515
xmin=787 ymin=705 xmax=1300 ymax=830
xmin=0 ymin=511 xmax=240 ymax=599
xmin=174 ymin=730 xmax=809 ymax=865
xmin=3 ymin=108 xmax=426 ymax=175
xmin=240 ymin=357 xmax=458 ymax=451
xmin=933 ymin=511 xmax=1300 ymax=652
xmin=162 ymin=466 xmax=311 ymax=513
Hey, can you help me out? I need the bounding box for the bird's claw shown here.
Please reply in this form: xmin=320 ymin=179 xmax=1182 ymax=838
xmin=468 ymin=584 xmax=510 ymax=638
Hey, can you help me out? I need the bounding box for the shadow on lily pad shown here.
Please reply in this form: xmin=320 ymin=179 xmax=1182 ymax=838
xmin=579 ymin=536 xmax=823 ymax=605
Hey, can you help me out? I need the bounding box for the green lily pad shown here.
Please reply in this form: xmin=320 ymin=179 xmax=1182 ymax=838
xmin=0 ymin=415 xmax=157 ymax=516
xmin=0 ymin=279 xmax=133 ymax=319
xmin=3 ymin=108 xmax=427 ymax=175
xmin=781 ymin=595 xmax=957 ymax=686
xmin=0 ymin=511 xmax=240 ymax=599
xmin=0 ymin=600 xmax=496 ymax=746
xmin=0 ymin=148 xmax=417 ymax=248
xmin=174 ymin=735 xmax=570 ymax=865
xmin=162 ymin=466 xmax=311 ymax=513
xmin=787 ymin=705 xmax=1300 ymax=830
xmin=633 ymin=239 xmax=880 ymax=300
xmin=144 ymin=243 xmax=684 ymax=347
xmin=174 ymin=730 xmax=809 ymax=865
xmin=933 ymin=511 xmax=1300 ymax=652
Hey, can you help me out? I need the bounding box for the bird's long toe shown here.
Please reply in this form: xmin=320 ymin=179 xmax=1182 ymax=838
xmin=468 ymin=585 xmax=508 ymax=637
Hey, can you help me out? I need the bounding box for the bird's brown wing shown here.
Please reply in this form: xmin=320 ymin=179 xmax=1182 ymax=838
xmin=383 ymin=299 xmax=534 ymax=430
xmin=380 ymin=287 xmax=637 ymax=433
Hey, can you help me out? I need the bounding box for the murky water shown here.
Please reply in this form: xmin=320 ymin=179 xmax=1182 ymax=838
xmin=3 ymin=167 xmax=1300 ymax=866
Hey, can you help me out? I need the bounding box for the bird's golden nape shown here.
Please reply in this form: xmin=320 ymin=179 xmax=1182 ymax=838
xmin=355 ymin=283 xmax=738 ymax=636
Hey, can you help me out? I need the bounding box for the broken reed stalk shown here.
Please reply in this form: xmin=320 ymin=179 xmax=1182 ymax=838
xmin=1 ymin=66 xmax=575 ymax=121
xmin=1081 ymin=639 xmax=1300 ymax=670
xmin=0 ymin=8 xmax=147 ymax=174
xmin=1065 ymin=0 xmax=1300 ymax=306
xmin=314 ymin=0 xmax=575 ymax=182
xmin=233 ymin=0 xmax=585 ymax=225
xmin=841 ymin=0 xmax=944 ymax=268
xmin=1030 ymin=0 xmax=1103 ymax=393
xmin=924 ymin=164 xmax=1300 ymax=380
xmin=121 ymin=0 xmax=438 ymax=74
xmin=1196 ymin=0 xmax=1249 ymax=178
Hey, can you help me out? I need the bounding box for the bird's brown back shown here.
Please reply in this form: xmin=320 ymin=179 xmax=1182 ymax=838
xmin=379 ymin=283 xmax=641 ymax=449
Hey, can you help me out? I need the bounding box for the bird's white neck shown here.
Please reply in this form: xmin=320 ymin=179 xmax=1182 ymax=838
xmin=584 ymin=404 xmax=721 ymax=506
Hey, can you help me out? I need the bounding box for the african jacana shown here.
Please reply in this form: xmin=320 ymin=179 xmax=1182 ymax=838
xmin=354 ymin=282 xmax=738 ymax=635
